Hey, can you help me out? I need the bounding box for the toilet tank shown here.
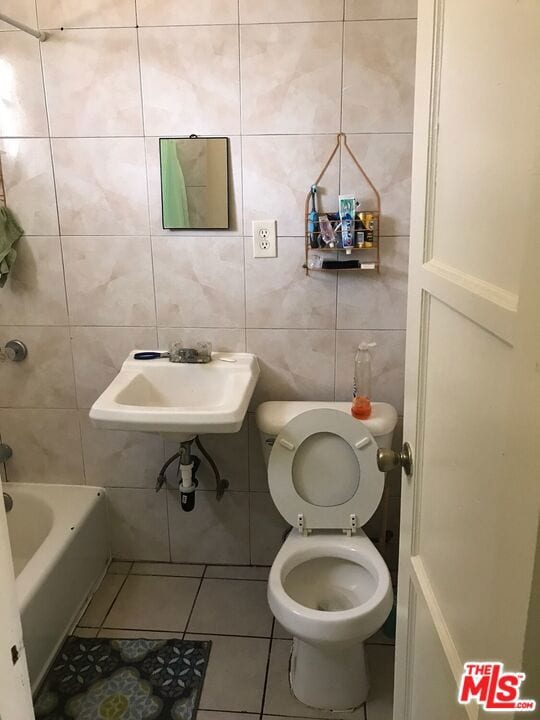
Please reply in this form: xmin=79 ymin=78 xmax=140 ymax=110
xmin=256 ymin=401 xmax=398 ymax=467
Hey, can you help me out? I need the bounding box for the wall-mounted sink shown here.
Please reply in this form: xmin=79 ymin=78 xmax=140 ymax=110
xmin=90 ymin=352 xmax=260 ymax=440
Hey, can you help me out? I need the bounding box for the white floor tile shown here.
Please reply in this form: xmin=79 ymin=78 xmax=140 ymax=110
xmin=131 ymin=561 xmax=205 ymax=577
xmin=103 ymin=575 xmax=200 ymax=632
xmin=185 ymin=633 xmax=269 ymax=713
xmin=365 ymin=645 xmax=395 ymax=720
xmin=205 ymin=565 xmax=270 ymax=581
xmin=78 ymin=574 xmax=125 ymax=628
xmin=264 ymin=640 xmax=366 ymax=720
xmin=188 ymin=578 xmax=273 ymax=637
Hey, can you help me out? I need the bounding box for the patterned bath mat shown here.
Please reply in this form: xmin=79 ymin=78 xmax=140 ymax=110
xmin=34 ymin=635 xmax=211 ymax=720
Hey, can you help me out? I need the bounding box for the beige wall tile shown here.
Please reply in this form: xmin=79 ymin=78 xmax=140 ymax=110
xmin=0 ymin=1 xmax=37 ymax=30
xmin=240 ymin=23 xmax=342 ymax=134
xmin=0 ymin=326 xmax=76 ymax=408
xmin=62 ymin=236 xmax=155 ymax=326
xmin=52 ymin=138 xmax=149 ymax=235
xmin=70 ymin=326 xmax=157 ymax=408
xmin=249 ymin=493 xmax=289 ymax=565
xmin=80 ymin=413 xmax=165 ymax=488
xmin=340 ymin=133 xmax=413 ymax=235
xmin=345 ymin=0 xmax=417 ymax=20
xmin=0 ymin=139 xmax=59 ymax=236
xmin=0 ymin=409 xmax=84 ymax=484
xmin=245 ymin=236 xmax=336 ymax=329
xmin=343 ymin=20 xmax=417 ymax=133
xmin=137 ymin=0 xmax=238 ymax=26
xmin=0 ymin=237 xmax=68 ymax=325
xmin=37 ymin=0 xmax=136 ymax=28
xmin=139 ymin=26 xmax=240 ymax=136
xmin=242 ymin=135 xmax=340 ymax=236
xmin=248 ymin=412 xmax=268 ymax=491
xmin=0 ymin=34 xmax=47 ymax=136
xmin=145 ymin=136 xmax=243 ymax=236
xmin=240 ymin=0 xmax=343 ymax=23
xmin=152 ymin=236 xmax=245 ymax=328
xmin=168 ymin=489 xmax=250 ymax=564
xmin=246 ymin=328 xmax=335 ymax=405
xmin=335 ymin=329 xmax=406 ymax=412
xmin=337 ymin=237 xmax=409 ymax=329
xmin=157 ymin=328 xmax=246 ymax=352
xmin=106 ymin=487 xmax=170 ymax=561
xmin=42 ymin=29 xmax=143 ymax=136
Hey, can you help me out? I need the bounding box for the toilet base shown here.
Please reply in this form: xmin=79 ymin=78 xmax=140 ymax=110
xmin=289 ymin=638 xmax=369 ymax=711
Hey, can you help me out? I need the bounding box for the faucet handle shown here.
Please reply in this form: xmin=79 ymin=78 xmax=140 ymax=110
xmin=195 ymin=341 xmax=212 ymax=362
xmin=169 ymin=341 xmax=184 ymax=363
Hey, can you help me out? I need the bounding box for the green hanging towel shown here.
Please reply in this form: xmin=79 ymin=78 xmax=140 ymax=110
xmin=0 ymin=207 xmax=23 ymax=288
xmin=160 ymin=140 xmax=190 ymax=229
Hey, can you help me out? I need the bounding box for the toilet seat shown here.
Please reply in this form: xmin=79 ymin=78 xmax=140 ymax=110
xmin=268 ymin=409 xmax=383 ymax=533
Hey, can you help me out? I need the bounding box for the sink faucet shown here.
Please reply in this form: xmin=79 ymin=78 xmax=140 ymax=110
xmin=169 ymin=342 xmax=212 ymax=364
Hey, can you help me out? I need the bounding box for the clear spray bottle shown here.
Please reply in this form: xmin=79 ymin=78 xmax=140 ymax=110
xmin=351 ymin=342 xmax=376 ymax=420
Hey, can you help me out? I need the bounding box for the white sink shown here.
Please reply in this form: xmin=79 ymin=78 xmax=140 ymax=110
xmin=90 ymin=352 xmax=260 ymax=439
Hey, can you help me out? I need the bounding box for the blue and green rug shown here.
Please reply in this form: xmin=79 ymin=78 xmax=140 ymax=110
xmin=34 ymin=636 xmax=211 ymax=720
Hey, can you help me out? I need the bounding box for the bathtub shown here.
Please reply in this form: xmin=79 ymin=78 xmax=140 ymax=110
xmin=5 ymin=483 xmax=109 ymax=691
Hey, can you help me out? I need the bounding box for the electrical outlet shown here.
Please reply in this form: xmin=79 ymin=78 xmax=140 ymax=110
xmin=252 ymin=220 xmax=277 ymax=258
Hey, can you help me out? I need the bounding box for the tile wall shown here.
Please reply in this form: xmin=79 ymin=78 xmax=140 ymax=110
xmin=0 ymin=0 xmax=416 ymax=564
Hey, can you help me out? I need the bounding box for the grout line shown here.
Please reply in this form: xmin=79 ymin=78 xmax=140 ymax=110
xmin=259 ymin=619 xmax=275 ymax=719
xmin=33 ymin=0 xmax=86 ymax=475
xmin=185 ymin=630 xmax=273 ymax=641
xmin=182 ymin=568 xmax=207 ymax=640
xmin=333 ymin=5 xmax=347 ymax=402
xmin=0 ymin=132 xmax=414 ymax=140
xmin=29 ymin=18 xmax=416 ymax=32
xmin=96 ymin=572 xmax=130 ymax=632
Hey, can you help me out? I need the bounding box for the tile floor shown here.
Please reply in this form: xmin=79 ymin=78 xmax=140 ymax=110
xmin=75 ymin=561 xmax=395 ymax=720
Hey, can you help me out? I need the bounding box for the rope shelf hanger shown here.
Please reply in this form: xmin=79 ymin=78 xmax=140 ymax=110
xmin=304 ymin=132 xmax=381 ymax=275
xmin=0 ymin=12 xmax=48 ymax=41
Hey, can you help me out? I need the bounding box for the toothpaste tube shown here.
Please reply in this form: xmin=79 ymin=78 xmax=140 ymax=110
xmin=339 ymin=195 xmax=355 ymax=248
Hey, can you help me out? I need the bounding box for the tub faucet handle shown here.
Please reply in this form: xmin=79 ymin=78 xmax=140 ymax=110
xmin=3 ymin=492 xmax=13 ymax=513
xmin=0 ymin=340 xmax=28 ymax=362
xmin=0 ymin=444 xmax=12 ymax=463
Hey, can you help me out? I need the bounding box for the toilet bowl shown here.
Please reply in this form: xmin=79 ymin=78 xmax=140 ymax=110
xmin=256 ymin=401 xmax=398 ymax=711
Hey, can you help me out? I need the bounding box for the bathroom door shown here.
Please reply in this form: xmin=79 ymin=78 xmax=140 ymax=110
xmin=0 ymin=482 xmax=34 ymax=718
xmin=395 ymin=1 xmax=540 ymax=718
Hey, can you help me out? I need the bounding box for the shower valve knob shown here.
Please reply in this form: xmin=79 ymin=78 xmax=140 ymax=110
xmin=377 ymin=443 xmax=413 ymax=476
xmin=2 ymin=340 xmax=28 ymax=362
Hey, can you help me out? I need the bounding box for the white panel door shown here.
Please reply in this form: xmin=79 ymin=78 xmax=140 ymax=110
xmin=0 ymin=479 xmax=34 ymax=719
xmin=395 ymin=1 xmax=540 ymax=718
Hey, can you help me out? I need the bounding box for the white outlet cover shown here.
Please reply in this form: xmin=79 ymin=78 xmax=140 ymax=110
xmin=252 ymin=220 xmax=277 ymax=258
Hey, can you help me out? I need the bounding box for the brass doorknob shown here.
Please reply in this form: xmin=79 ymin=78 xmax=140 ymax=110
xmin=377 ymin=443 xmax=413 ymax=476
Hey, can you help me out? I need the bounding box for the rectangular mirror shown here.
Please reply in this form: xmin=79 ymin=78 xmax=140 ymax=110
xmin=160 ymin=137 xmax=230 ymax=230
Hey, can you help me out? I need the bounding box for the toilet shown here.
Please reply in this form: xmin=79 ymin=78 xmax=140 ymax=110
xmin=256 ymin=401 xmax=398 ymax=711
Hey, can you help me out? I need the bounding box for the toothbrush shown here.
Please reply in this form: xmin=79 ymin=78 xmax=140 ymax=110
xmin=308 ymin=185 xmax=318 ymax=248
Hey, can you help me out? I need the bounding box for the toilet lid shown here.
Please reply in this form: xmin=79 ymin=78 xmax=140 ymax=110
xmin=268 ymin=409 xmax=383 ymax=532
